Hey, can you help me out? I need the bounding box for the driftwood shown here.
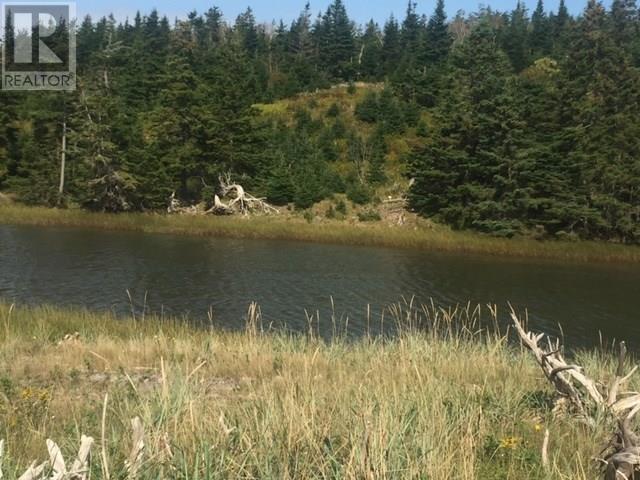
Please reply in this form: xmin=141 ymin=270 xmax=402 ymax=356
xmin=167 ymin=192 xmax=198 ymax=215
xmin=124 ymin=417 xmax=145 ymax=479
xmin=168 ymin=174 xmax=279 ymax=216
xmin=207 ymin=174 xmax=279 ymax=216
xmin=511 ymin=309 xmax=640 ymax=479
xmin=0 ymin=436 xmax=93 ymax=480
xmin=1 ymin=418 xmax=144 ymax=480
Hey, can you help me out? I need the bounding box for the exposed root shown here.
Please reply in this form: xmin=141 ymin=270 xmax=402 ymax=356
xmin=168 ymin=174 xmax=279 ymax=216
xmin=511 ymin=308 xmax=640 ymax=479
xmin=211 ymin=173 xmax=279 ymax=216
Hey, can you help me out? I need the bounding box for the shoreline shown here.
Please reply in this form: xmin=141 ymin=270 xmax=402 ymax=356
xmin=1 ymin=203 xmax=639 ymax=263
xmin=0 ymin=302 xmax=617 ymax=478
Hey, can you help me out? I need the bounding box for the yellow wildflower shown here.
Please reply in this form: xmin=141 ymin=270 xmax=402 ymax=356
xmin=499 ymin=437 xmax=521 ymax=450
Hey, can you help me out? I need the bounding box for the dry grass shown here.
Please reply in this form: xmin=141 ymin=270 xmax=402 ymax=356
xmin=2 ymin=203 xmax=640 ymax=264
xmin=0 ymin=302 xmax=629 ymax=478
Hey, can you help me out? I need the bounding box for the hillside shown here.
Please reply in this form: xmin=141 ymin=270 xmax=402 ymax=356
xmin=252 ymin=83 xmax=425 ymax=226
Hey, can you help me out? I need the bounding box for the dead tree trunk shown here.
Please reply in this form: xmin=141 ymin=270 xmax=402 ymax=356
xmin=58 ymin=98 xmax=67 ymax=203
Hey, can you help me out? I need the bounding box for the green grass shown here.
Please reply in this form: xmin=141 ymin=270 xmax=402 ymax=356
xmin=2 ymin=203 xmax=640 ymax=263
xmin=0 ymin=301 xmax=625 ymax=479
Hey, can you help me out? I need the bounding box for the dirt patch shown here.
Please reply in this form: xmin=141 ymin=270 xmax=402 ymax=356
xmin=0 ymin=192 xmax=14 ymax=205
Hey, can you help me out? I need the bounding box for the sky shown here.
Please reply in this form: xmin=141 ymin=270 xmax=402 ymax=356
xmin=76 ymin=0 xmax=592 ymax=26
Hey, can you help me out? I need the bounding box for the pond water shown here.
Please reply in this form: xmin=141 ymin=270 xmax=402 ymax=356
xmin=1 ymin=224 xmax=639 ymax=348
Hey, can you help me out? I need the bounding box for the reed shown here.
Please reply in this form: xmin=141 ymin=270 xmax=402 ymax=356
xmin=0 ymin=301 xmax=630 ymax=479
xmin=1 ymin=204 xmax=640 ymax=263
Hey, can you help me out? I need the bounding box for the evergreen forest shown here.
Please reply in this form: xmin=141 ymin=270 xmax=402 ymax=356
xmin=1 ymin=0 xmax=640 ymax=243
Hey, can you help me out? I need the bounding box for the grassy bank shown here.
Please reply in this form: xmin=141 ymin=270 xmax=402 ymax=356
xmin=2 ymin=203 xmax=640 ymax=263
xmin=0 ymin=302 xmax=627 ymax=479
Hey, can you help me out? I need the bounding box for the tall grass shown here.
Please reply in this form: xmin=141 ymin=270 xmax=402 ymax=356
xmin=0 ymin=302 xmax=627 ymax=478
xmin=1 ymin=204 xmax=640 ymax=263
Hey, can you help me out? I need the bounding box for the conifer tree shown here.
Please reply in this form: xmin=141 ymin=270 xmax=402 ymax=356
xmin=401 ymin=1 xmax=423 ymax=54
xmin=0 ymin=102 xmax=15 ymax=188
xmin=290 ymin=3 xmax=314 ymax=57
xmin=319 ymin=0 xmax=356 ymax=79
xmin=502 ymin=2 xmax=530 ymax=71
xmin=410 ymin=22 xmax=524 ymax=235
xmin=359 ymin=20 xmax=383 ymax=79
xmin=530 ymin=0 xmax=552 ymax=56
xmin=559 ymin=0 xmax=640 ymax=241
xmin=382 ymin=15 xmax=402 ymax=75
xmin=425 ymin=0 xmax=452 ymax=64
xmin=552 ymin=0 xmax=571 ymax=53
xmin=367 ymin=128 xmax=388 ymax=186
xmin=235 ymin=8 xmax=259 ymax=56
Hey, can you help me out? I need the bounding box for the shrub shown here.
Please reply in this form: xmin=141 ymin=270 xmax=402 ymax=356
xmin=331 ymin=118 xmax=348 ymax=139
xmin=327 ymin=102 xmax=341 ymax=118
xmin=266 ymin=172 xmax=296 ymax=206
xmin=416 ymin=120 xmax=429 ymax=137
xmin=347 ymin=182 xmax=372 ymax=205
xmin=355 ymin=91 xmax=379 ymax=123
xmin=303 ymin=210 xmax=314 ymax=223
xmin=358 ymin=209 xmax=382 ymax=222
xmin=325 ymin=205 xmax=336 ymax=219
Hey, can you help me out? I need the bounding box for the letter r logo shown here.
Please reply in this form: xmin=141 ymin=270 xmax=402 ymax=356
xmin=2 ymin=2 xmax=76 ymax=91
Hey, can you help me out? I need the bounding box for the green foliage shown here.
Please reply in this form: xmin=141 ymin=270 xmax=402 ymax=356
xmin=318 ymin=0 xmax=356 ymax=80
xmin=354 ymin=92 xmax=378 ymax=123
xmin=355 ymin=89 xmax=410 ymax=134
xmin=367 ymin=128 xmax=388 ymax=186
xmin=346 ymin=181 xmax=372 ymax=205
xmin=265 ymin=162 xmax=296 ymax=205
xmin=425 ymin=0 xmax=453 ymax=65
xmin=357 ymin=209 xmax=382 ymax=222
xmin=359 ymin=21 xmax=383 ymax=79
xmin=325 ymin=205 xmax=336 ymax=219
xmin=303 ymin=209 xmax=314 ymax=222
xmin=326 ymin=102 xmax=341 ymax=118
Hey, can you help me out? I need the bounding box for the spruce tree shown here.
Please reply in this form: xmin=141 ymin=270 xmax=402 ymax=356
xmin=409 ymin=22 xmax=525 ymax=235
xmin=381 ymin=15 xmax=402 ymax=75
xmin=558 ymin=0 xmax=640 ymax=241
xmin=425 ymin=0 xmax=452 ymax=64
xmin=530 ymin=0 xmax=552 ymax=56
xmin=610 ymin=0 xmax=640 ymax=63
xmin=319 ymin=0 xmax=356 ymax=80
xmin=401 ymin=1 xmax=423 ymax=54
xmin=552 ymin=0 xmax=572 ymax=53
xmin=359 ymin=21 xmax=383 ymax=80
xmin=367 ymin=128 xmax=388 ymax=186
xmin=204 ymin=7 xmax=224 ymax=46
xmin=235 ymin=8 xmax=259 ymax=56
xmin=502 ymin=2 xmax=530 ymax=72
